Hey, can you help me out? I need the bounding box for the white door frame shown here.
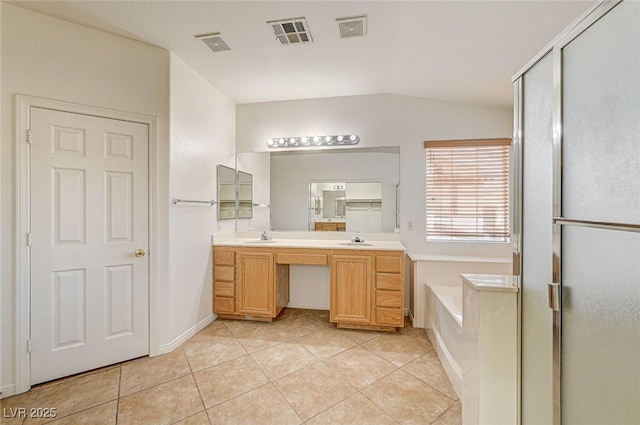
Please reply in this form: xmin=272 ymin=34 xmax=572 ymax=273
xmin=14 ymin=94 xmax=160 ymax=394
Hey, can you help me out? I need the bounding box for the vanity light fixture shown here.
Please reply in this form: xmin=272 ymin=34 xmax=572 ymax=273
xmin=266 ymin=134 xmax=359 ymax=149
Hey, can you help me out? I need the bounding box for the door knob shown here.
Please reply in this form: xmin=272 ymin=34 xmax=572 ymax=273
xmin=135 ymin=249 xmax=146 ymax=258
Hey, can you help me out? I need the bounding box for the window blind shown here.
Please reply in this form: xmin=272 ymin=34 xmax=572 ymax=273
xmin=424 ymin=139 xmax=511 ymax=241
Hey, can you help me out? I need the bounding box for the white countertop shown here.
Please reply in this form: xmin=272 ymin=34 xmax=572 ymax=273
xmin=461 ymin=273 xmax=519 ymax=293
xmin=213 ymin=237 xmax=405 ymax=251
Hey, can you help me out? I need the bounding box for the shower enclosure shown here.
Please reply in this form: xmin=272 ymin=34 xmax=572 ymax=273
xmin=513 ymin=1 xmax=640 ymax=423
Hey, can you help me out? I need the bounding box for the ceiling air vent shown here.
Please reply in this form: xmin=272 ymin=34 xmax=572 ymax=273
xmin=336 ymin=15 xmax=367 ymax=38
xmin=268 ymin=17 xmax=313 ymax=46
xmin=195 ymin=32 xmax=231 ymax=52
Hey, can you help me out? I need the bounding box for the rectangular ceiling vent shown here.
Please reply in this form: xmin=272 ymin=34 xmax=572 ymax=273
xmin=336 ymin=15 xmax=367 ymax=38
xmin=195 ymin=32 xmax=231 ymax=52
xmin=268 ymin=17 xmax=313 ymax=46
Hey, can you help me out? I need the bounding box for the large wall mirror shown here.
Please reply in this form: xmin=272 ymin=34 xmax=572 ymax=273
xmin=234 ymin=147 xmax=399 ymax=233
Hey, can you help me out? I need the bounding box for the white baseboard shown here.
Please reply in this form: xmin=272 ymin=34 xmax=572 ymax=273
xmin=1 ymin=384 xmax=16 ymax=399
xmin=156 ymin=314 xmax=216 ymax=355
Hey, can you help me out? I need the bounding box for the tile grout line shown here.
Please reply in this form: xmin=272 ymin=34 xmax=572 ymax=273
xmin=400 ymin=353 xmax=460 ymax=402
xmin=35 ymin=365 xmax=123 ymax=425
xmin=428 ymin=399 xmax=459 ymax=425
xmin=268 ymin=380 xmax=305 ymax=424
xmin=356 ymin=388 xmax=403 ymax=425
xmin=114 ymin=363 xmax=122 ymax=425
xmin=305 ymin=388 xmax=360 ymax=423
xmin=181 ymin=348 xmax=211 ymax=425
xmin=205 ymin=381 xmax=274 ymax=416
xmin=116 ymin=370 xmax=194 ymax=399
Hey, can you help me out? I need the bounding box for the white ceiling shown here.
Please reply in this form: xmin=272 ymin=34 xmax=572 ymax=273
xmin=11 ymin=1 xmax=593 ymax=108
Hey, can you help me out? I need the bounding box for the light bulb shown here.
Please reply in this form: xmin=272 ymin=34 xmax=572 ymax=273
xmin=289 ymin=138 xmax=296 ymax=145
xmin=301 ymin=137 xmax=308 ymax=144
xmin=337 ymin=135 xmax=344 ymax=142
xmin=350 ymin=134 xmax=357 ymax=141
xmin=313 ymin=136 xmax=321 ymax=144
xmin=278 ymin=138 xmax=285 ymax=145
xmin=267 ymin=139 xmax=274 ymax=146
xmin=325 ymin=136 xmax=331 ymax=142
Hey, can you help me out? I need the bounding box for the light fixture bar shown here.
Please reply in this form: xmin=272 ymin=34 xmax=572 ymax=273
xmin=267 ymin=134 xmax=359 ymax=148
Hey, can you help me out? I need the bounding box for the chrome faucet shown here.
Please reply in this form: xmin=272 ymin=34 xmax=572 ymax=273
xmin=260 ymin=230 xmax=272 ymax=241
xmin=351 ymin=233 xmax=364 ymax=243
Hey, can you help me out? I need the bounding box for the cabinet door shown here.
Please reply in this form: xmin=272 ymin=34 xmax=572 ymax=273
xmin=237 ymin=251 xmax=274 ymax=316
xmin=330 ymin=254 xmax=372 ymax=324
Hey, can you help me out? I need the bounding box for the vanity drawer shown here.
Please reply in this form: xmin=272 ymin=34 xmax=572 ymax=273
xmin=376 ymin=290 xmax=402 ymax=308
xmin=214 ymin=296 xmax=235 ymax=313
xmin=214 ymin=265 xmax=235 ymax=282
xmin=376 ymin=256 xmax=403 ymax=273
xmin=376 ymin=273 xmax=402 ymax=290
xmin=375 ymin=307 xmax=403 ymax=326
xmin=215 ymin=281 xmax=235 ymax=297
xmin=214 ymin=249 xmax=235 ymax=266
xmin=276 ymin=252 xmax=328 ymax=265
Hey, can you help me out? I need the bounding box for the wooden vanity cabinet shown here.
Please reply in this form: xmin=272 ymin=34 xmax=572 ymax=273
xmin=213 ymin=245 xmax=404 ymax=330
xmin=213 ymin=246 xmax=285 ymax=321
xmin=374 ymin=254 xmax=404 ymax=327
xmin=237 ymin=249 xmax=274 ymax=316
xmin=213 ymin=247 xmax=236 ymax=314
xmin=330 ymin=250 xmax=404 ymax=330
xmin=330 ymin=253 xmax=372 ymax=324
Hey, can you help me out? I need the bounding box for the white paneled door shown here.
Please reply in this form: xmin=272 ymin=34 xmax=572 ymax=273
xmin=30 ymin=107 xmax=149 ymax=385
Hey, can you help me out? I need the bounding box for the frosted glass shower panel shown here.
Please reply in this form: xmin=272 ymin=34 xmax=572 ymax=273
xmin=561 ymin=1 xmax=640 ymax=224
xmin=561 ymin=225 xmax=640 ymax=424
xmin=521 ymin=52 xmax=554 ymax=425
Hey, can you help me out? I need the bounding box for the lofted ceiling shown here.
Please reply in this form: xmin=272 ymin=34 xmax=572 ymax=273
xmin=10 ymin=1 xmax=593 ymax=108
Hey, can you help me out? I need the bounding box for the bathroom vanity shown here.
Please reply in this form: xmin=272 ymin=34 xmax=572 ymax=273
xmin=212 ymin=238 xmax=405 ymax=331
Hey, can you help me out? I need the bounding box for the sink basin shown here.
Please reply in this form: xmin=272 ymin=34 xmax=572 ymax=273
xmin=339 ymin=242 xmax=374 ymax=247
xmin=242 ymin=239 xmax=276 ymax=244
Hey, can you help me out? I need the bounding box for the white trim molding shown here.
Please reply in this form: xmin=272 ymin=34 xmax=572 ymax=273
xmin=0 ymin=385 xmax=17 ymax=400
xmin=14 ymin=94 xmax=161 ymax=394
xmin=157 ymin=314 xmax=216 ymax=355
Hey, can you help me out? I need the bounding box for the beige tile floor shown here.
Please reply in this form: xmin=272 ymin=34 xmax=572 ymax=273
xmin=1 ymin=309 xmax=461 ymax=425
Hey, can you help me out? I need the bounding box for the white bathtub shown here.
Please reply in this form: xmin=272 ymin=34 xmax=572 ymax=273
xmin=426 ymin=284 xmax=463 ymax=399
